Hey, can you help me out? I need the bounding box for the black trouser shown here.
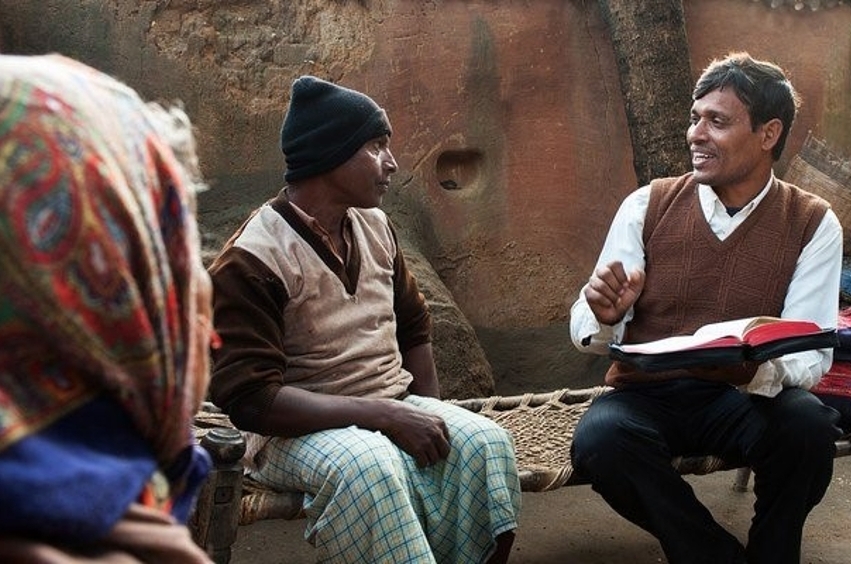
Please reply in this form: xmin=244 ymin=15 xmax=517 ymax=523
xmin=813 ymin=393 xmax=851 ymax=434
xmin=571 ymin=379 xmax=841 ymax=564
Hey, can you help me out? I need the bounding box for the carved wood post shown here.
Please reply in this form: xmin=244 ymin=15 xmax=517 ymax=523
xmin=190 ymin=427 xmax=246 ymax=564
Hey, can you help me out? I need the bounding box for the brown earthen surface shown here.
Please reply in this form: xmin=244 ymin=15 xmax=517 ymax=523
xmin=230 ymin=458 xmax=851 ymax=563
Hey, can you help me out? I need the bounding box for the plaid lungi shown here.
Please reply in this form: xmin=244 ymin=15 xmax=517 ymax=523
xmin=248 ymin=394 xmax=521 ymax=563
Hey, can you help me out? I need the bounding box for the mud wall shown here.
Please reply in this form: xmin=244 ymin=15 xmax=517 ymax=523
xmin=2 ymin=0 xmax=850 ymax=393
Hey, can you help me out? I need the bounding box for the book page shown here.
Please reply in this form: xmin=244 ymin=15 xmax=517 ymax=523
xmin=691 ymin=317 xmax=759 ymax=340
xmin=613 ymin=332 xmax=743 ymax=355
xmin=612 ymin=316 xmax=827 ymax=356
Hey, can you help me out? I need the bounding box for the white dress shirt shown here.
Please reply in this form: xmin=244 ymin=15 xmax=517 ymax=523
xmin=570 ymin=176 xmax=843 ymax=397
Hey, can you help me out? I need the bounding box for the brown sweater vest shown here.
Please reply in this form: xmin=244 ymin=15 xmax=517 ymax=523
xmin=606 ymin=173 xmax=828 ymax=386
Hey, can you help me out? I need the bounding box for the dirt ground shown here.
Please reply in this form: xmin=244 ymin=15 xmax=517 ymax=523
xmin=231 ymin=457 xmax=851 ymax=563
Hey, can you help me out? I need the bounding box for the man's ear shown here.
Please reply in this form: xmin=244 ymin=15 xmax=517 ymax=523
xmin=761 ymin=118 xmax=783 ymax=152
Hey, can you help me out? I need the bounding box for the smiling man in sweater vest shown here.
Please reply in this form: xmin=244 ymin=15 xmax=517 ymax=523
xmin=570 ymin=52 xmax=843 ymax=564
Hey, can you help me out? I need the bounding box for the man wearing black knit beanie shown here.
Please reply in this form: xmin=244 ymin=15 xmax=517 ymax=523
xmin=208 ymin=76 xmax=521 ymax=563
xmin=281 ymin=76 xmax=392 ymax=182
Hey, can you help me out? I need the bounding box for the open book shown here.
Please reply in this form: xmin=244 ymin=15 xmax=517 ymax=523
xmin=608 ymin=316 xmax=838 ymax=372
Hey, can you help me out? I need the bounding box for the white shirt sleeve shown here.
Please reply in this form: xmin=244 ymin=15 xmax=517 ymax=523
xmin=745 ymin=208 xmax=843 ymax=396
xmin=569 ymin=185 xmax=649 ymax=355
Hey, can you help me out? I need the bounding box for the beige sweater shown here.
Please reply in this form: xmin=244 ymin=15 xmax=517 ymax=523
xmin=208 ymin=192 xmax=431 ymax=433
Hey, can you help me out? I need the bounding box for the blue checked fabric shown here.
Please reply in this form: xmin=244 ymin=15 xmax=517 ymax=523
xmin=249 ymin=395 xmax=521 ymax=563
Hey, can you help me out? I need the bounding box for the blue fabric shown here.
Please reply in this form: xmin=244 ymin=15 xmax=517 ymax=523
xmin=166 ymin=442 xmax=212 ymax=523
xmin=0 ymin=396 xmax=156 ymax=543
xmin=839 ymin=263 xmax=851 ymax=302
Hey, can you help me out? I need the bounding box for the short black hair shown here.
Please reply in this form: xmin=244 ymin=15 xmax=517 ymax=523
xmin=693 ymin=52 xmax=800 ymax=161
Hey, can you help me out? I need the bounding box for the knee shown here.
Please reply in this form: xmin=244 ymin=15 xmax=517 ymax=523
xmin=571 ymin=408 xmax=664 ymax=474
xmin=456 ymin=421 xmax=514 ymax=455
xmin=571 ymin=408 xmax=630 ymax=470
xmin=450 ymin=421 xmax=517 ymax=477
xmin=328 ymin=435 xmax=406 ymax=492
xmin=767 ymin=391 xmax=841 ymax=456
xmin=802 ymin=403 xmax=841 ymax=442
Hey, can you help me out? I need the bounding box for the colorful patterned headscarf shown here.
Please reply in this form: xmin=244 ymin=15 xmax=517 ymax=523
xmin=0 ymin=54 xmax=209 ymax=467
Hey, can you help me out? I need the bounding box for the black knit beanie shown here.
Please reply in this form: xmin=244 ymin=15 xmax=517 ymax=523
xmin=280 ymin=75 xmax=392 ymax=182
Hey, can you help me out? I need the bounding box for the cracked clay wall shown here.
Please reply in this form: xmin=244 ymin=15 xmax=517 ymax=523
xmin=1 ymin=0 xmax=850 ymax=391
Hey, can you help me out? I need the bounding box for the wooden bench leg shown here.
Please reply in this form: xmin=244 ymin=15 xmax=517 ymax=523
xmin=190 ymin=428 xmax=246 ymax=564
xmin=733 ymin=467 xmax=752 ymax=493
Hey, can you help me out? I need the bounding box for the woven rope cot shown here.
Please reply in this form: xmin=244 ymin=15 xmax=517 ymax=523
xmin=193 ymin=386 xmax=736 ymax=525
xmin=194 ymin=410 xmax=307 ymax=524
xmin=192 ymin=389 xmax=851 ymax=564
xmin=447 ymin=386 xmax=608 ymax=491
xmin=448 ymin=386 xmax=733 ymax=492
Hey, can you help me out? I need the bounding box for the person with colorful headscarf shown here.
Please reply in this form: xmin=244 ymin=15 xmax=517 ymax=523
xmin=208 ymin=76 xmax=521 ymax=563
xmin=0 ymin=53 xmax=214 ymax=563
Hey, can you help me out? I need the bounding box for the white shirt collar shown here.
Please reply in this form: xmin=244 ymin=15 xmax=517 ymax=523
xmin=697 ymin=173 xmax=775 ymax=219
xmin=697 ymin=174 xmax=775 ymax=240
